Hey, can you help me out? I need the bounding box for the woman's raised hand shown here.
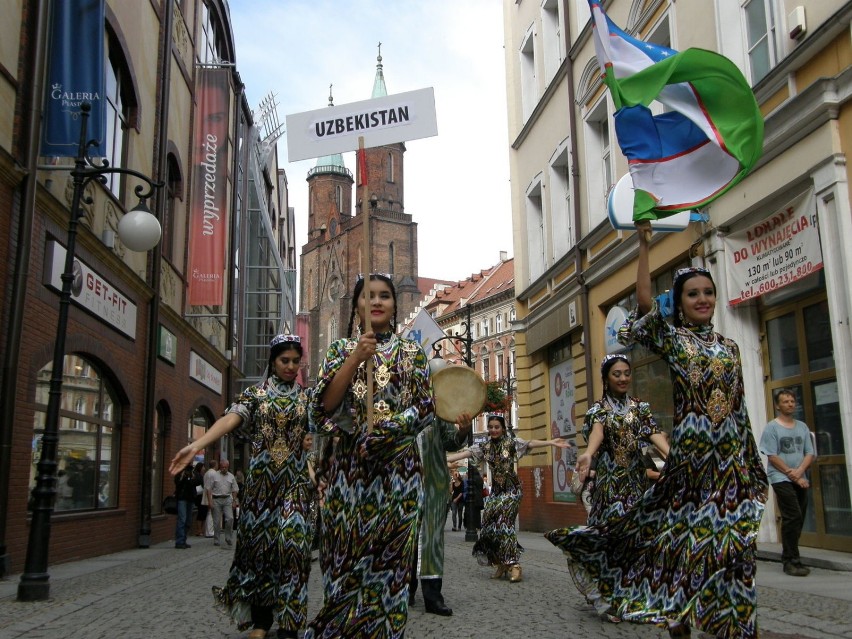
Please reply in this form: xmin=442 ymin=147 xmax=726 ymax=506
xmin=169 ymin=444 xmax=197 ymax=476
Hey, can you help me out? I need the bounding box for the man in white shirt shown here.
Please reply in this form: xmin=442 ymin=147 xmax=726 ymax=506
xmin=206 ymin=458 xmax=239 ymax=547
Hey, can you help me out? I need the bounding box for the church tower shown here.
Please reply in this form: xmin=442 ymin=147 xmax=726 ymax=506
xmin=300 ymin=48 xmax=421 ymax=382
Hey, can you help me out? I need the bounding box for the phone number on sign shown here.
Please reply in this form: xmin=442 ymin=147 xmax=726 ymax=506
xmin=738 ymin=261 xmax=817 ymax=301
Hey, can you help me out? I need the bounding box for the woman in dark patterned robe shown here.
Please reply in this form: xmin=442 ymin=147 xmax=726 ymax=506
xmin=544 ymin=225 xmax=768 ymax=638
xmin=305 ymin=274 xmax=434 ymax=639
xmin=546 ymin=353 xmax=668 ymax=620
xmin=170 ymin=334 xmax=313 ymax=639
xmin=448 ymin=415 xmax=570 ymax=584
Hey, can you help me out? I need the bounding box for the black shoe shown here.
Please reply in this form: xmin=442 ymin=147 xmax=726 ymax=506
xmin=424 ymin=600 xmax=453 ymax=616
xmin=784 ymin=562 xmax=809 ymax=576
xmin=175 ymin=543 xmax=191 ymax=549
xmin=276 ymin=629 xmax=297 ymax=639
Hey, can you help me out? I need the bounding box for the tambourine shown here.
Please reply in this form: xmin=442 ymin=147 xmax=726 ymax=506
xmin=431 ymin=365 xmax=486 ymax=422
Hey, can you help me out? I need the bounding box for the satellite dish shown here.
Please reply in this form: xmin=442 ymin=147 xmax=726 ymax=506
xmin=607 ymin=174 xmax=692 ymax=232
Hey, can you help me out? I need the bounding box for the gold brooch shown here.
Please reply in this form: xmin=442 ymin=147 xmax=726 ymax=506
xmin=353 ymin=378 xmax=367 ymax=400
xmin=707 ymin=388 xmax=730 ymax=424
xmin=270 ymin=439 xmax=290 ymax=466
xmin=710 ymin=358 xmax=726 ymax=378
xmin=375 ymin=364 xmax=391 ymax=388
xmin=374 ymin=400 xmax=392 ymax=424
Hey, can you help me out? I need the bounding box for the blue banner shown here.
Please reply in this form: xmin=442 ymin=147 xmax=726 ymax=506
xmin=40 ymin=0 xmax=106 ymax=157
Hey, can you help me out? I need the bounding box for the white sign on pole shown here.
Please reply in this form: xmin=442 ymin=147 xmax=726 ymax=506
xmin=723 ymin=189 xmax=823 ymax=306
xmin=285 ymin=88 xmax=438 ymax=161
xmin=402 ymin=308 xmax=446 ymax=357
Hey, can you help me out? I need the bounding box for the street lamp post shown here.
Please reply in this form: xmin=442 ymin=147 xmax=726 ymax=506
xmin=431 ymin=304 xmax=479 ymax=542
xmin=17 ymin=103 xmax=162 ymax=601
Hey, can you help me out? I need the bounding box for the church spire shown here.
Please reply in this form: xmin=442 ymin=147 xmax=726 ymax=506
xmin=371 ymin=42 xmax=387 ymax=98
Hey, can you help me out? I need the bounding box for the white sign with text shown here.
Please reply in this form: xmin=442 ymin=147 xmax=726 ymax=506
xmin=286 ymin=88 xmax=438 ymax=161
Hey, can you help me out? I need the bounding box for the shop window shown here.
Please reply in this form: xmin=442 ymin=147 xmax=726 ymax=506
xmin=188 ymin=406 xmax=214 ymax=463
xmin=152 ymin=401 xmax=170 ymax=514
xmin=32 ymin=354 xmax=121 ymax=512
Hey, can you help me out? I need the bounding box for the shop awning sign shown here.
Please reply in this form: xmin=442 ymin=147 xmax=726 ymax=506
xmin=723 ymin=189 xmax=823 ymax=306
xmin=285 ymin=88 xmax=438 ymax=161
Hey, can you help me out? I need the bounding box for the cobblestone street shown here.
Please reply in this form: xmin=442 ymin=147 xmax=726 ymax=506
xmin=2 ymin=524 xmax=851 ymax=639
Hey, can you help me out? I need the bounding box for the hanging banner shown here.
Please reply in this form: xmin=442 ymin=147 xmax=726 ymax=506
xmin=41 ymin=0 xmax=106 ymax=157
xmin=724 ymin=189 xmax=822 ymax=306
xmin=286 ymin=88 xmax=438 ymax=161
xmin=188 ymin=68 xmax=231 ymax=306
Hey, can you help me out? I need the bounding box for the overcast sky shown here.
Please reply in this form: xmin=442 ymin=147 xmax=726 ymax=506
xmin=229 ymin=0 xmax=513 ymax=282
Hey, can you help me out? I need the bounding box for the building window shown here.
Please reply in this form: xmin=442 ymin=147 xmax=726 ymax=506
xmin=103 ymin=28 xmax=135 ymax=199
xmin=481 ymin=350 xmax=490 ymax=381
xmin=387 ymin=152 xmax=394 ymax=182
xmin=519 ymin=27 xmax=536 ymax=120
xmin=744 ymin=0 xmax=778 ymax=83
xmin=526 ymin=180 xmax=546 ymax=281
xmin=188 ymin=407 xmax=213 ymax=459
xmin=497 ymin=352 xmax=504 ymax=378
xmin=33 ymin=354 xmax=121 ymax=512
xmin=152 ymin=402 xmax=170 ymax=514
xmin=549 ymin=144 xmax=573 ymax=257
xmin=584 ymin=99 xmax=611 ymax=229
xmin=336 ymin=185 xmax=343 ymax=212
xmin=541 ymin=0 xmax=563 ymax=84
xmin=163 ymin=154 xmax=181 ymax=262
xmin=496 ymin=313 xmax=503 ymax=333
xmin=388 ymin=242 xmax=395 ymax=276
xmin=198 ymin=1 xmax=226 ymax=64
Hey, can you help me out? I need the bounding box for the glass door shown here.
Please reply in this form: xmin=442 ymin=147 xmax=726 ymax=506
xmin=762 ymin=294 xmax=852 ymax=551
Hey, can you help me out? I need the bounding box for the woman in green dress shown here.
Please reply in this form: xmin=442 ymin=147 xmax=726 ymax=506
xmin=170 ymin=334 xmax=312 ymax=639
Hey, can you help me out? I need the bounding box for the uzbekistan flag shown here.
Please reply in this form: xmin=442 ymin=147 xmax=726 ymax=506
xmin=588 ymin=0 xmax=764 ymax=220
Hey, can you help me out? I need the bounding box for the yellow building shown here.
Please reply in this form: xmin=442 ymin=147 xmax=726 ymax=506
xmin=503 ymin=0 xmax=852 ymax=551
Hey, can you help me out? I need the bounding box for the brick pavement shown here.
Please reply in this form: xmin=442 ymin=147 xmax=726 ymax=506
xmin=1 ymin=524 xmax=850 ymax=638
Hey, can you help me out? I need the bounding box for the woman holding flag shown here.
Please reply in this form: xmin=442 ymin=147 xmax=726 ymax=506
xmin=305 ymin=273 xmax=434 ymax=639
xmin=548 ymin=223 xmax=767 ymax=638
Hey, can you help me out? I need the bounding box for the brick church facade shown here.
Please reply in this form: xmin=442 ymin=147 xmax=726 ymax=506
xmin=299 ymin=52 xmax=422 ymax=382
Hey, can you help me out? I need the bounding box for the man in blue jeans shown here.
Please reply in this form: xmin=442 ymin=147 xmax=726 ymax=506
xmin=173 ymin=463 xmax=199 ymax=549
xmin=759 ymin=389 xmax=815 ymax=577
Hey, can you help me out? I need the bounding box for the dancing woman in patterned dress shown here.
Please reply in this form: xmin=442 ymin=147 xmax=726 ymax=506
xmin=306 ymin=274 xmax=434 ymax=639
xmin=551 ymin=354 xmax=669 ymax=531
xmin=448 ymin=415 xmax=570 ymax=584
xmin=545 ymin=224 xmax=768 ymax=638
xmin=169 ymin=334 xmax=313 ymax=639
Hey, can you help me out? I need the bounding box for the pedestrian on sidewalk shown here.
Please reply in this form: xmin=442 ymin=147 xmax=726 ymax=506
xmin=450 ymin=470 xmax=464 ymax=531
xmin=551 ymin=226 xmax=768 ymax=639
xmin=170 ymin=334 xmax=313 ymax=639
xmin=759 ymin=389 xmax=815 ymax=577
xmin=305 ymin=273 xmax=434 ymax=639
xmin=448 ymin=414 xmax=570 ymax=584
xmin=173 ymin=462 xmax=198 ymax=549
xmin=207 ymin=459 xmax=238 ymax=547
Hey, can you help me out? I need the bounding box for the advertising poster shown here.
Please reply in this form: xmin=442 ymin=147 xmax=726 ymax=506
xmin=550 ymin=359 xmax=578 ymax=502
xmin=724 ymin=189 xmax=823 ymax=305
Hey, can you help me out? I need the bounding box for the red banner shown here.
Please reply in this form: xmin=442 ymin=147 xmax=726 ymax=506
xmin=188 ymin=68 xmax=230 ymax=306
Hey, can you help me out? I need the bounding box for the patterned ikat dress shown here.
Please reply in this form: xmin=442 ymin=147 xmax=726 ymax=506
xmin=212 ymin=376 xmax=313 ymax=634
xmin=568 ymin=396 xmax=658 ymax=527
xmin=546 ymin=304 xmax=768 ymax=638
xmin=306 ymin=332 xmax=434 ymax=639
xmin=470 ymin=435 xmax=531 ymax=568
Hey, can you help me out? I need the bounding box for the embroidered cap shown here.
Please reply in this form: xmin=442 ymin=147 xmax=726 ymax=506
xmin=600 ymin=353 xmax=629 ymax=372
xmin=673 ymin=266 xmax=712 ymax=287
xmin=356 ymin=272 xmax=393 ymax=284
xmin=270 ymin=334 xmax=301 ymax=348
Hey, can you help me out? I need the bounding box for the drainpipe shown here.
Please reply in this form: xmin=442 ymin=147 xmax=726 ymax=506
xmin=138 ymin=0 xmax=173 ymax=547
xmin=563 ymin=22 xmax=593 ymax=398
xmin=0 ymin=0 xmax=50 ymax=577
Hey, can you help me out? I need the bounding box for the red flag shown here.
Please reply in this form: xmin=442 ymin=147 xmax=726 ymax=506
xmin=358 ymin=147 xmax=368 ymax=187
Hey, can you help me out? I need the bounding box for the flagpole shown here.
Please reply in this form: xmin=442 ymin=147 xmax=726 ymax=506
xmin=359 ymin=136 xmax=374 ymax=434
